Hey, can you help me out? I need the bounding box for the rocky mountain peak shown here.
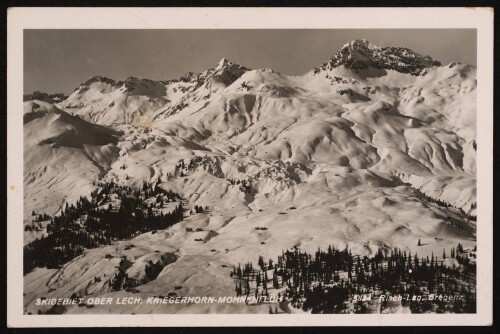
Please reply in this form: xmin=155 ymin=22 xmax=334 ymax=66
xmin=179 ymin=58 xmax=250 ymax=87
xmin=81 ymin=75 xmax=117 ymax=87
xmin=215 ymin=57 xmax=232 ymax=69
xmin=314 ymin=39 xmax=442 ymax=75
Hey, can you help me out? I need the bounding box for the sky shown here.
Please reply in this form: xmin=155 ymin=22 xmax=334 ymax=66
xmin=24 ymin=29 xmax=476 ymax=95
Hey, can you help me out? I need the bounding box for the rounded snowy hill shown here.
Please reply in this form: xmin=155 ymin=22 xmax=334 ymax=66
xmin=24 ymin=100 xmax=121 ymax=220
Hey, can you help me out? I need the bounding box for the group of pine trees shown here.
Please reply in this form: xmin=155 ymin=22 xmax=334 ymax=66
xmin=24 ymin=181 xmax=184 ymax=274
xmin=191 ymin=205 xmax=207 ymax=214
xmin=31 ymin=211 xmax=51 ymax=222
xmin=230 ymin=243 xmax=476 ymax=314
xmin=107 ymin=257 xmax=164 ymax=292
xmin=25 ymin=212 xmax=51 ymax=232
xmin=174 ymin=156 xmax=223 ymax=178
xmin=174 ymin=157 xmax=253 ymax=194
xmin=227 ymin=178 xmax=252 ymax=194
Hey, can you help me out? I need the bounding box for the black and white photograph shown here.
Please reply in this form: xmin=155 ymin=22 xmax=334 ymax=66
xmin=7 ymin=7 xmax=493 ymax=327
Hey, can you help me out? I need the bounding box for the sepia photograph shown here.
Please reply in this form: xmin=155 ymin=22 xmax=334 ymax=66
xmin=7 ymin=7 xmax=493 ymax=327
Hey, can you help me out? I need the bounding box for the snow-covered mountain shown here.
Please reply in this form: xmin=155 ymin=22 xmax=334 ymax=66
xmin=23 ymin=40 xmax=477 ymax=314
xmin=314 ymin=39 xmax=442 ymax=75
xmin=59 ymin=58 xmax=250 ymax=126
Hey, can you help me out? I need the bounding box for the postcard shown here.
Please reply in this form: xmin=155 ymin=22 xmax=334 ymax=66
xmin=7 ymin=7 xmax=493 ymax=327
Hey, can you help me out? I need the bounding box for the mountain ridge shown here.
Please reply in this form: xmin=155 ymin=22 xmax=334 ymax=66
xmin=62 ymin=40 xmax=456 ymax=99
